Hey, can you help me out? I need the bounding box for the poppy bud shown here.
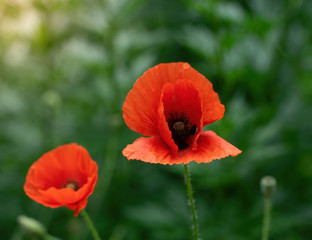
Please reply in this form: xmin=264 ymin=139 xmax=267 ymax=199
xmin=260 ymin=176 xmax=277 ymax=197
xmin=18 ymin=215 xmax=46 ymax=238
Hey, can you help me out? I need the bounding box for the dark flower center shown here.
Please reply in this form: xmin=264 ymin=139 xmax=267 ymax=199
xmin=62 ymin=178 xmax=80 ymax=191
xmin=173 ymin=121 xmax=185 ymax=132
xmin=167 ymin=112 xmax=196 ymax=150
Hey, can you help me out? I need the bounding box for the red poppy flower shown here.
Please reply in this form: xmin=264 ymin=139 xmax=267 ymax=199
xmin=122 ymin=62 xmax=241 ymax=165
xmin=24 ymin=143 xmax=98 ymax=216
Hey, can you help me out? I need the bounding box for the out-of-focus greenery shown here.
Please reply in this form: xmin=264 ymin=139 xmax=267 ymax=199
xmin=1 ymin=0 xmax=312 ymax=239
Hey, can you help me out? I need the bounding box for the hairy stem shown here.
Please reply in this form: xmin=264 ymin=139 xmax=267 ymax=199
xmin=184 ymin=164 xmax=199 ymax=240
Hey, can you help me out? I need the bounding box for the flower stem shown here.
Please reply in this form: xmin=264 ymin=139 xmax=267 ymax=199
xmin=262 ymin=196 xmax=272 ymax=240
xmin=80 ymin=209 xmax=101 ymax=240
xmin=184 ymin=164 xmax=199 ymax=240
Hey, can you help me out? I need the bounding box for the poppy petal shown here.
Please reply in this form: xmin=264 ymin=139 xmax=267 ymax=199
xmin=190 ymin=131 xmax=242 ymax=163
xmin=122 ymin=136 xmax=172 ymax=164
xmin=179 ymin=63 xmax=225 ymax=125
xmin=28 ymin=143 xmax=93 ymax=190
xmin=38 ymin=175 xmax=97 ymax=214
xmin=157 ymin=89 xmax=178 ymax=152
xmin=123 ymin=63 xmax=224 ymax=138
xmin=157 ymin=80 xmax=203 ymax=152
xmin=122 ymin=131 xmax=241 ymax=165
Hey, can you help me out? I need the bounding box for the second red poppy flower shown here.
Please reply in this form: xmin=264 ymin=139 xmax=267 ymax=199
xmin=24 ymin=143 xmax=98 ymax=216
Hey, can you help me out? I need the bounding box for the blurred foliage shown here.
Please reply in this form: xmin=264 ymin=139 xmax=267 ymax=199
xmin=0 ymin=0 xmax=312 ymax=239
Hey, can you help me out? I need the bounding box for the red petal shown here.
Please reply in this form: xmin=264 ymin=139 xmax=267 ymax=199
xmin=38 ymin=175 xmax=97 ymax=215
xmin=29 ymin=143 xmax=95 ymax=190
xmin=190 ymin=131 xmax=242 ymax=163
xmin=180 ymin=64 xmax=225 ymax=125
xmin=157 ymin=80 xmax=203 ymax=152
xmin=122 ymin=62 xmax=224 ymax=136
xmin=157 ymin=89 xmax=178 ymax=152
xmin=122 ymin=136 xmax=172 ymax=164
xmin=122 ymin=131 xmax=241 ymax=165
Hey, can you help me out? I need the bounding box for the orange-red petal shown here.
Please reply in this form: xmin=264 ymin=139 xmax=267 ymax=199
xmin=24 ymin=143 xmax=98 ymax=216
xmin=122 ymin=62 xmax=224 ymax=137
xmin=157 ymin=80 xmax=203 ymax=152
xmin=179 ymin=64 xmax=225 ymax=125
xmin=122 ymin=131 xmax=241 ymax=165
xmin=122 ymin=136 xmax=172 ymax=165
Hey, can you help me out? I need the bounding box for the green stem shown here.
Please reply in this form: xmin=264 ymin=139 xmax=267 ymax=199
xmin=262 ymin=196 xmax=272 ymax=240
xmin=184 ymin=164 xmax=199 ymax=240
xmin=80 ymin=209 xmax=101 ymax=240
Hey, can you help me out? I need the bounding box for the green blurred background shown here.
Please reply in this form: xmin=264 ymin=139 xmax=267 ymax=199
xmin=1 ymin=0 xmax=312 ymax=239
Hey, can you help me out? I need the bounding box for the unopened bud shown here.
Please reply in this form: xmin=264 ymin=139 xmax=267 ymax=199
xmin=260 ymin=176 xmax=277 ymax=197
xmin=18 ymin=215 xmax=46 ymax=238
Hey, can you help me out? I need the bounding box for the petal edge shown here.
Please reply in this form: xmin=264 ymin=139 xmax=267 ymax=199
xmin=122 ymin=131 xmax=241 ymax=165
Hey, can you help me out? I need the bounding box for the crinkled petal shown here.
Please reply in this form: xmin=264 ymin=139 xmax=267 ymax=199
xmin=122 ymin=131 xmax=241 ymax=165
xmin=190 ymin=131 xmax=242 ymax=163
xmin=179 ymin=64 xmax=225 ymax=125
xmin=122 ymin=136 xmax=172 ymax=164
